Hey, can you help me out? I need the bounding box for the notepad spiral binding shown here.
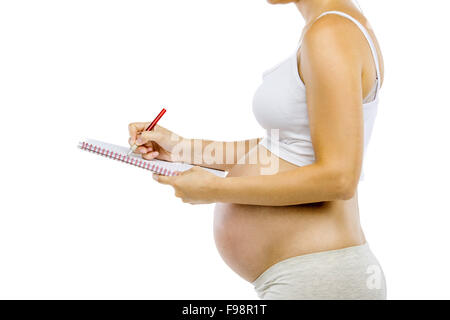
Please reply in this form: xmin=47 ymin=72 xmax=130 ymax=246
xmin=79 ymin=141 xmax=178 ymax=176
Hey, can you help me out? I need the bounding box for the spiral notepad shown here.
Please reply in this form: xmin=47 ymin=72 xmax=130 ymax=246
xmin=78 ymin=139 xmax=226 ymax=177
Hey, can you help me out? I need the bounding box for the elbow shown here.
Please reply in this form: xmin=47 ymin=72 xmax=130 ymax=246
xmin=337 ymin=180 xmax=357 ymax=200
xmin=329 ymin=170 xmax=358 ymax=201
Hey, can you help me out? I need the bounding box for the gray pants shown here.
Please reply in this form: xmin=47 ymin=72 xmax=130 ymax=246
xmin=252 ymin=243 xmax=386 ymax=300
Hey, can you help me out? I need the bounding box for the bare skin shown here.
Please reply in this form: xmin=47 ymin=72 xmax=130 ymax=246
xmin=129 ymin=0 xmax=384 ymax=282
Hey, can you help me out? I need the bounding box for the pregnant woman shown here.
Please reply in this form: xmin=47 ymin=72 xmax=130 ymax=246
xmin=129 ymin=0 xmax=386 ymax=299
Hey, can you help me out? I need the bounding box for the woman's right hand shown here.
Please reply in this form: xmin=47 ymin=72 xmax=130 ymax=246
xmin=128 ymin=123 xmax=186 ymax=162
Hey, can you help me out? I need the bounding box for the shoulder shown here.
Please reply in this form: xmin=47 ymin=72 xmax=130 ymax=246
xmin=300 ymin=14 xmax=366 ymax=84
xmin=302 ymin=14 xmax=365 ymax=60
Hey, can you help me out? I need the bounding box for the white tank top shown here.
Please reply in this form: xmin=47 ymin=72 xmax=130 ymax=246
xmin=252 ymin=11 xmax=381 ymax=180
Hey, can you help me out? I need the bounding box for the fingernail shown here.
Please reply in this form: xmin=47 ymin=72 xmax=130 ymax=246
xmin=136 ymin=138 xmax=143 ymax=145
xmin=151 ymin=151 xmax=159 ymax=157
xmin=152 ymin=174 xmax=158 ymax=181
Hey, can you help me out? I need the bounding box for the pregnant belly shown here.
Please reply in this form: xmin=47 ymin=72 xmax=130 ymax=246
xmin=213 ymin=145 xmax=365 ymax=282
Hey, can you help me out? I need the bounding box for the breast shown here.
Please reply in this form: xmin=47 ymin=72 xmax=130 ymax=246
xmin=252 ymin=54 xmax=316 ymax=167
xmin=252 ymin=54 xmax=308 ymax=131
xmin=252 ymin=52 xmax=379 ymax=177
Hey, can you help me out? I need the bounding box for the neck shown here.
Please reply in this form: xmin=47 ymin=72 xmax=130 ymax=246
xmin=296 ymin=0 xmax=358 ymax=25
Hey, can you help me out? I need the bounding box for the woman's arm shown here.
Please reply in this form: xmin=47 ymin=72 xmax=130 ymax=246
xmin=186 ymin=137 xmax=262 ymax=171
xmin=156 ymin=16 xmax=366 ymax=205
xmin=128 ymin=122 xmax=261 ymax=171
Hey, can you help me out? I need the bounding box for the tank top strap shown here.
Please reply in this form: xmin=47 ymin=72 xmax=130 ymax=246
xmin=297 ymin=11 xmax=381 ymax=97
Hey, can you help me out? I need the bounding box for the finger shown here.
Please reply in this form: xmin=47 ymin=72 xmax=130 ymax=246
xmin=190 ymin=166 xmax=204 ymax=172
xmin=181 ymin=198 xmax=201 ymax=205
xmin=153 ymin=173 xmax=175 ymax=185
xmin=143 ymin=142 xmax=154 ymax=151
xmin=176 ymin=167 xmax=197 ymax=176
xmin=174 ymin=169 xmax=191 ymax=176
xmin=143 ymin=151 xmax=159 ymax=160
xmin=128 ymin=122 xmax=150 ymax=145
xmin=136 ymin=146 xmax=149 ymax=154
xmin=136 ymin=131 xmax=161 ymax=146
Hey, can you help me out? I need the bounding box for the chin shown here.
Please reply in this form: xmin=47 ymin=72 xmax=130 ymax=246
xmin=267 ymin=0 xmax=297 ymax=4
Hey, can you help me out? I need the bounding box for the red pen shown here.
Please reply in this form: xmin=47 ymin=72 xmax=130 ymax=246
xmin=127 ymin=108 xmax=167 ymax=155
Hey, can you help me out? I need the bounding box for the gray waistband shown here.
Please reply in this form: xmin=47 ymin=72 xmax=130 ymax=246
xmin=252 ymin=243 xmax=371 ymax=288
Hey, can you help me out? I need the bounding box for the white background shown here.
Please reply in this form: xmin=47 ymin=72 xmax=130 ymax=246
xmin=0 ymin=0 xmax=449 ymax=299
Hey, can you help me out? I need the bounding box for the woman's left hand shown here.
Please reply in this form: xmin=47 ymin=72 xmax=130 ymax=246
xmin=153 ymin=166 xmax=221 ymax=204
